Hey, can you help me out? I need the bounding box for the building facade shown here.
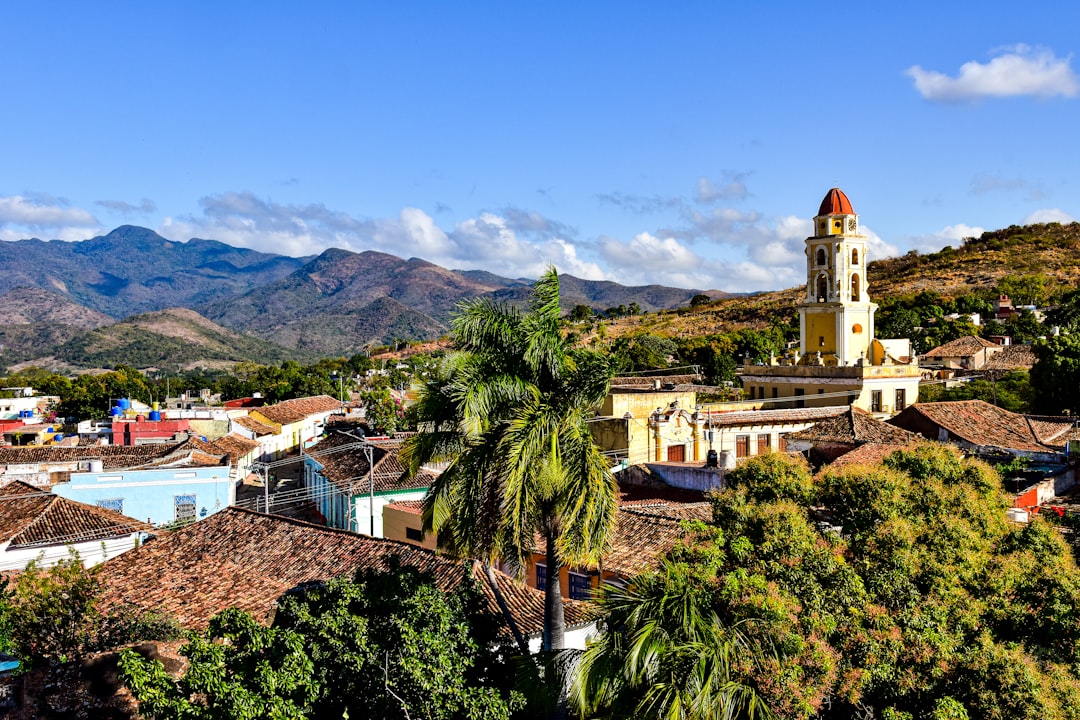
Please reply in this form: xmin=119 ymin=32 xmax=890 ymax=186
xmin=51 ymin=464 xmax=235 ymax=526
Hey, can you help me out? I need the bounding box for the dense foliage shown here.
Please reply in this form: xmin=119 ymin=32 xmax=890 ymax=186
xmin=120 ymin=563 xmax=521 ymax=720
xmin=0 ymin=553 xmax=181 ymax=670
xmin=581 ymin=448 xmax=1080 ymax=719
xmin=0 ymin=352 xmax=427 ymax=422
xmin=918 ymin=369 xmax=1033 ymax=412
xmin=1031 ymin=334 xmax=1080 ymax=415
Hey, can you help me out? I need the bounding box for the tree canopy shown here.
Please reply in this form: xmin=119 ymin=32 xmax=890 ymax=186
xmin=579 ymin=447 xmax=1080 ymax=719
xmin=121 ymin=562 xmax=521 ymax=720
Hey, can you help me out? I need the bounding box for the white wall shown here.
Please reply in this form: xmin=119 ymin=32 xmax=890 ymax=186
xmin=0 ymin=534 xmax=142 ymax=572
xmin=526 ymin=622 xmax=598 ymax=653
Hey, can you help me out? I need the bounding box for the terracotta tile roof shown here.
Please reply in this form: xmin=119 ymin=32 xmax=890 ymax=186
xmin=386 ymin=499 xmax=424 ymax=515
xmin=234 ymin=415 xmax=277 ymax=436
xmin=618 ymin=501 xmax=712 ymax=521
xmin=97 ymin=507 xmax=588 ymax=636
xmin=132 ymin=446 xmax=230 ymax=469
xmin=602 ymin=505 xmax=709 ymax=577
xmin=253 ymin=395 xmax=341 ymax=426
xmin=189 ymin=434 xmax=259 ymax=465
xmin=307 ymin=431 xmax=434 ymax=493
xmin=0 ymin=442 xmax=189 ymax=470
xmin=923 ymin=335 xmax=999 ymax=359
xmin=785 ymin=406 xmax=921 ymax=445
xmin=889 ymin=401 xmax=1067 ymax=454
xmin=826 ymin=442 xmax=926 ymax=470
xmin=1025 ymin=416 xmax=1079 ymax=447
xmin=0 ymin=481 xmax=151 ymax=549
xmin=616 ymin=482 xmax=707 ymax=506
xmin=706 ymin=406 xmax=847 ymax=428
xmin=982 ymin=344 xmax=1037 ymax=371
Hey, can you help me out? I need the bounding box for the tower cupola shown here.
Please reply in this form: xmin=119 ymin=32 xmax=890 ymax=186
xmin=814 ymin=187 xmax=857 ymax=236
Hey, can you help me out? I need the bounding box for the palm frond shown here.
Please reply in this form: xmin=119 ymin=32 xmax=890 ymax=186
xmin=570 ymin=562 xmax=777 ymax=720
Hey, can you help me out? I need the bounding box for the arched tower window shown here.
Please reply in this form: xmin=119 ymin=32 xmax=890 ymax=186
xmin=817 ymin=274 xmax=829 ymax=302
xmin=851 ymin=248 xmax=859 ymax=265
xmin=851 ymin=274 xmax=861 ymax=301
xmin=815 ymin=247 xmax=826 ymax=266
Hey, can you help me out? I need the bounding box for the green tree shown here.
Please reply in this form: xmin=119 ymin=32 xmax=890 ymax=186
xmin=0 ymin=553 xmax=181 ymax=670
xmin=1006 ymin=308 xmax=1045 ymax=344
xmin=1045 ymin=288 xmax=1080 ymax=333
xmin=57 ymin=366 xmax=152 ymax=420
xmin=277 ymin=563 xmax=520 ymax=720
xmin=611 ymin=334 xmax=677 ymax=372
xmin=360 ymin=387 xmax=405 ymax=435
xmin=571 ymin=561 xmax=774 ymax=720
xmin=120 ymin=563 xmax=520 ymax=720
xmin=690 ymin=293 xmax=711 ymax=307
xmin=617 ymin=448 xmax=1080 ymax=719
xmin=402 ymin=268 xmax=617 ymax=653
xmin=997 ymin=273 xmax=1049 ymax=307
xmin=919 ymin=370 xmax=1032 ymax=413
xmin=876 ymin=307 xmax=920 ymax=340
xmin=1030 ymin=334 xmax=1080 ymax=414
xmin=122 ymin=608 xmax=316 ymax=720
xmin=568 ymin=304 xmax=595 ymax=323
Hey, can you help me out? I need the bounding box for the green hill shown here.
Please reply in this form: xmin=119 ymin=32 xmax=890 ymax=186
xmin=53 ymin=308 xmax=311 ymax=369
xmin=595 ymin=222 xmax=1080 ymax=341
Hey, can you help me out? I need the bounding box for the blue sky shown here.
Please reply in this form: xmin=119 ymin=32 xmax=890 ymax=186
xmin=2 ymin=2 xmax=1078 ymax=292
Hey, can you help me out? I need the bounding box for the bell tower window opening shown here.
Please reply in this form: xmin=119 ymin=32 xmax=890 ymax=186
xmin=816 ymin=247 xmax=826 ymax=267
xmin=817 ymin=274 xmax=829 ymax=302
xmin=851 ymin=274 xmax=860 ymax=301
xmin=851 ymin=248 xmax=859 ymax=265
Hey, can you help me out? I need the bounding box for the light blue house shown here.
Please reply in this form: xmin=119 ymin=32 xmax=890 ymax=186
xmin=51 ymin=464 xmax=235 ymax=527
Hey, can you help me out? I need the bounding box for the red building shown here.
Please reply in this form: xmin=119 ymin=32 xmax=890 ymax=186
xmin=112 ymin=416 xmax=191 ymax=446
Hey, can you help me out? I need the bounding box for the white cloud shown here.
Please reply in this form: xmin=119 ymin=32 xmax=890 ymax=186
xmin=596 ymin=231 xmax=806 ymax=293
xmin=860 ymin=224 xmax=902 ymax=260
xmin=1024 ymin=208 xmax=1076 ymax=224
xmin=907 ymin=45 xmax=1080 ymax=101
xmin=159 ymin=192 xmax=608 ymax=281
xmin=899 ymin=223 xmax=985 ymax=254
xmin=695 ymin=173 xmax=750 ymax=204
xmin=0 ymin=194 xmax=102 ymax=242
xmin=96 ymin=198 xmax=157 ymax=215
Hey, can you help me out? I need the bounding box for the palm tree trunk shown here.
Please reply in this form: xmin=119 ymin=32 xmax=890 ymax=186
xmin=543 ymin=528 xmax=566 ymax=651
xmin=481 ymin=562 xmax=531 ymax=656
xmin=543 ymin=527 xmax=569 ymax=720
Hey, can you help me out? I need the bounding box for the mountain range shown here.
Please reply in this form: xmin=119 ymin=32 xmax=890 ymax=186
xmin=0 ymin=226 xmax=706 ymax=370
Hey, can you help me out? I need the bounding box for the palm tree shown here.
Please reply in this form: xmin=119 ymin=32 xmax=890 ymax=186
xmin=401 ymin=267 xmax=618 ymax=652
xmin=570 ymin=561 xmax=774 ymax=720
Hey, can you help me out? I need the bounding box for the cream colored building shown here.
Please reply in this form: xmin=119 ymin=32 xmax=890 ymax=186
xmin=590 ymin=387 xmax=845 ymax=465
xmin=591 ymin=388 xmax=700 ymax=464
xmin=739 ymin=188 xmax=921 ymax=418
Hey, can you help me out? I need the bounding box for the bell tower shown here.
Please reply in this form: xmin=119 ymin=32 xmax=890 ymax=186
xmin=798 ymin=188 xmax=876 ymax=366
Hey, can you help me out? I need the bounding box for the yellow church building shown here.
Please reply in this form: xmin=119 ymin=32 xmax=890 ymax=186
xmin=739 ymin=188 xmax=921 ymax=417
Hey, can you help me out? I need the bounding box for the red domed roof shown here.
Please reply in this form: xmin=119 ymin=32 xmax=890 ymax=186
xmin=817 ymin=187 xmax=854 ymax=216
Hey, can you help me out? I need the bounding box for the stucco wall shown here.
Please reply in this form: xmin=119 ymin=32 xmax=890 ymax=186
xmin=0 ymin=534 xmax=141 ymax=572
xmin=52 ymin=467 xmax=234 ymax=526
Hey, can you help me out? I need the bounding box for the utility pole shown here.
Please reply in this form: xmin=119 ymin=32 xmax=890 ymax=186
xmin=367 ymin=444 xmax=375 ymax=536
